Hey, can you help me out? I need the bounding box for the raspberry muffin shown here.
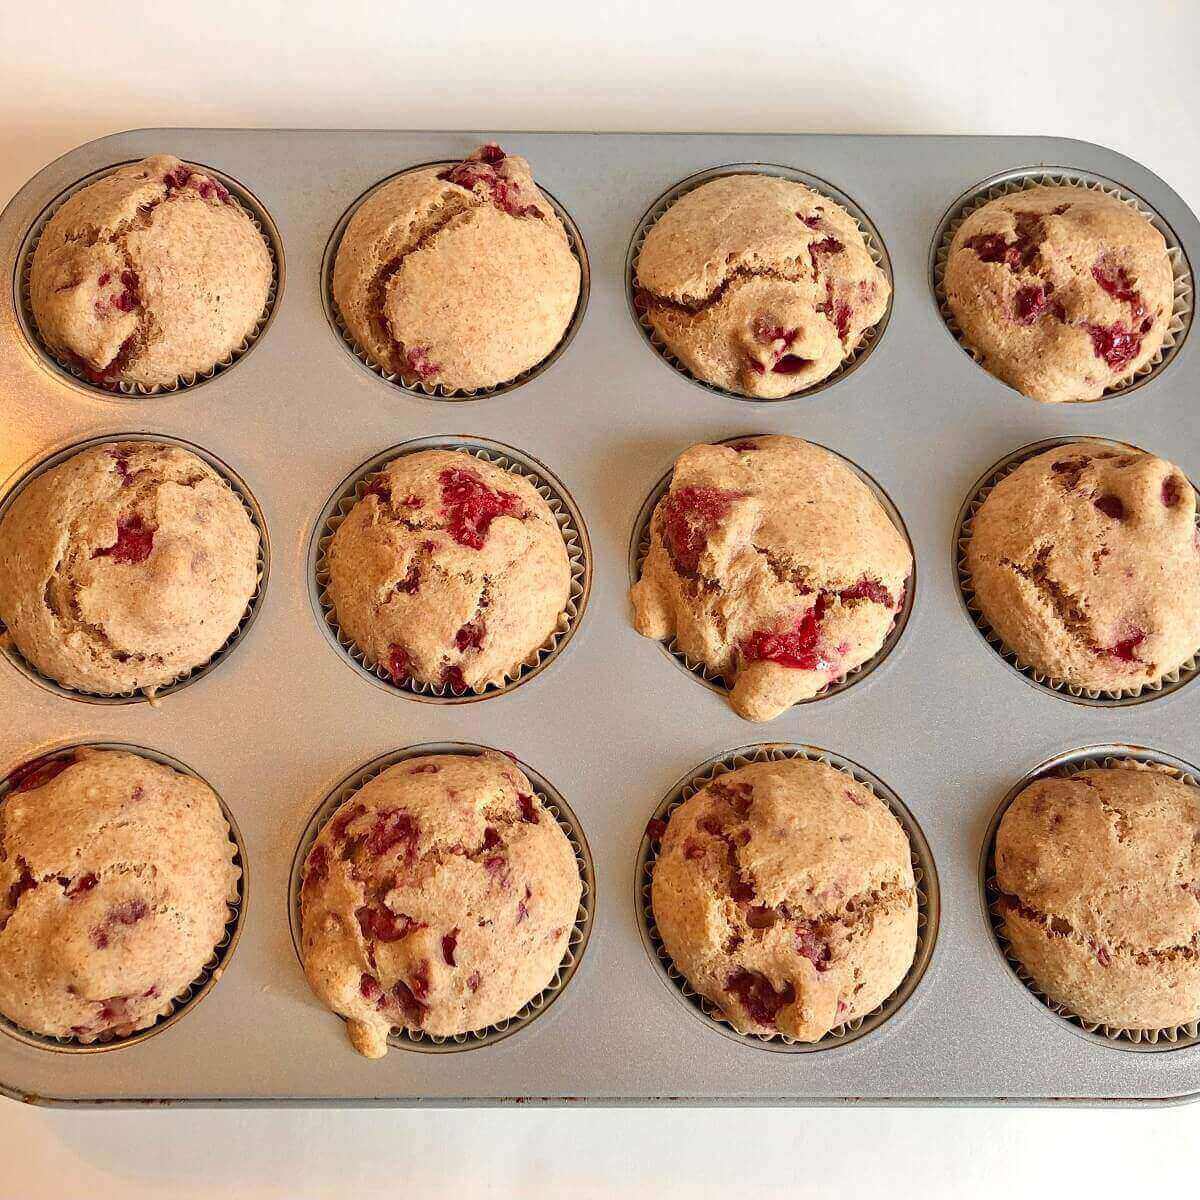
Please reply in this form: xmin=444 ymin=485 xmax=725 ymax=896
xmin=965 ymin=442 xmax=1200 ymax=693
xmin=631 ymin=436 xmax=911 ymax=720
xmin=0 ymin=441 xmax=260 ymax=696
xmin=943 ymin=185 xmax=1174 ymax=403
xmin=651 ymin=757 xmax=918 ymax=1040
xmin=995 ymin=764 xmax=1200 ymax=1031
xmin=0 ymin=747 xmax=239 ymax=1041
xmin=325 ymin=449 xmax=571 ymax=694
xmin=29 ymin=154 xmax=272 ymax=388
xmin=299 ymin=751 xmax=581 ymax=1058
xmin=332 ymin=143 xmax=580 ymax=392
xmin=633 ymin=173 xmax=889 ymax=398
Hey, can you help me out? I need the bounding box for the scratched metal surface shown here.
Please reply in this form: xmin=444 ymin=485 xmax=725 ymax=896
xmin=0 ymin=130 xmax=1197 ymax=1106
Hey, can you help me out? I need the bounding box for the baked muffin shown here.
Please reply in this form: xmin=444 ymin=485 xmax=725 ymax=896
xmin=995 ymin=764 xmax=1200 ymax=1031
xmin=965 ymin=442 xmax=1200 ymax=693
xmin=944 ymin=185 xmax=1174 ymax=403
xmin=29 ymin=154 xmax=272 ymax=388
xmin=299 ymin=751 xmax=581 ymax=1058
xmin=631 ymin=436 xmax=911 ymax=720
xmin=651 ymin=758 xmax=917 ymax=1040
xmin=332 ymin=143 xmax=580 ymax=392
xmin=0 ymin=441 xmax=260 ymax=696
xmin=633 ymin=173 xmax=889 ymax=398
xmin=0 ymin=747 xmax=239 ymax=1041
xmin=326 ymin=449 xmax=571 ymax=693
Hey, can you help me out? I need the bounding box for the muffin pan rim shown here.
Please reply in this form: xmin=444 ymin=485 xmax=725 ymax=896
xmin=627 ymin=433 xmax=917 ymax=710
xmin=0 ymin=429 xmax=271 ymax=706
xmin=0 ymin=738 xmax=248 ymax=1055
xmin=320 ymin=159 xmax=591 ymax=402
xmin=978 ymin=742 xmax=1200 ymax=1054
xmin=12 ymin=157 xmax=285 ymax=401
xmin=624 ymin=160 xmax=895 ymax=404
xmin=285 ymin=739 xmax=595 ymax=1054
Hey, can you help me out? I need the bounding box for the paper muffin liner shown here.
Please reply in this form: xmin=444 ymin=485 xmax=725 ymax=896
xmin=0 ymin=740 xmax=246 ymax=1055
xmin=288 ymin=742 xmax=594 ymax=1054
xmin=16 ymin=160 xmax=282 ymax=399
xmin=625 ymin=162 xmax=893 ymax=404
xmin=0 ymin=432 xmax=270 ymax=707
xmin=955 ymin=436 xmax=1200 ymax=706
xmin=629 ymin=435 xmax=914 ymax=709
xmin=636 ymin=743 xmax=938 ymax=1053
xmin=322 ymin=161 xmax=589 ymax=401
xmin=982 ymin=745 xmax=1200 ymax=1051
xmin=930 ymin=167 xmax=1194 ymax=404
xmin=311 ymin=436 xmax=590 ymax=702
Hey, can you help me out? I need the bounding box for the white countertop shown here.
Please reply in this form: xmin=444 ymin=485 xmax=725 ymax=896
xmin=1 ymin=0 xmax=1197 ymax=1193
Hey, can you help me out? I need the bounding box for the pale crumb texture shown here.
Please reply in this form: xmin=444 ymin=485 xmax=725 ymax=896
xmin=966 ymin=442 xmax=1200 ymax=692
xmin=299 ymin=752 xmax=581 ymax=1058
xmin=634 ymin=174 xmax=889 ymax=398
xmin=0 ymin=442 xmax=259 ymax=695
xmin=326 ymin=449 xmax=571 ymax=692
xmin=996 ymin=767 xmax=1200 ymax=1030
xmin=651 ymin=758 xmax=917 ymax=1041
xmin=630 ymin=436 xmax=911 ymax=721
xmin=29 ymin=154 xmax=271 ymax=388
xmin=944 ymin=185 xmax=1173 ymax=403
xmin=0 ymin=748 xmax=238 ymax=1041
xmin=332 ymin=143 xmax=580 ymax=392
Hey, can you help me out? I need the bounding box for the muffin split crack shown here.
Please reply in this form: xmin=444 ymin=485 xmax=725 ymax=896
xmin=633 ymin=174 xmax=890 ymax=398
xmin=299 ymin=751 xmax=581 ymax=1058
xmin=631 ymin=436 xmax=911 ymax=720
xmin=333 ymin=143 xmax=581 ymax=392
xmin=29 ymin=154 xmax=272 ymax=389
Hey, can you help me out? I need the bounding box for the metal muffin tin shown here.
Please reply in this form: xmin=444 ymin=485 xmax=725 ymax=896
xmin=0 ymin=130 xmax=1198 ymax=1107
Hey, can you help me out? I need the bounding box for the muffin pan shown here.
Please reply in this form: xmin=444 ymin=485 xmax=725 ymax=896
xmin=0 ymin=130 xmax=1198 ymax=1107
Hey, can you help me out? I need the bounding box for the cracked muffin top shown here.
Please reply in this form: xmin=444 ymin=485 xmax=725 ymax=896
xmin=332 ymin=143 xmax=580 ymax=392
xmin=0 ymin=441 xmax=260 ymax=697
xmin=633 ymin=173 xmax=889 ymax=398
xmin=965 ymin=442 xmax=1200 ymax=693
xmin=325 ymin=449 xmax=571 ymax=695
xmin=996 ymin=764 xmax=1200 ymax=1030
xmin=299 ymin=751 xmax=581 ymax=1058
xmin=631 ymin=436 xmax=911 ymax=721
xmin=944 ymin=185 xmax=1174 ymax=403
xmin=0 ymin=748 xmax=239 ymax=1042
xmin=651 ymin=758 xmax=917 ymax=1041
xmin=29 ymin=154 xmax=272 ymax=389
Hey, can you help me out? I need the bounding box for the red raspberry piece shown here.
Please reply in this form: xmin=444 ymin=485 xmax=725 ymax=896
xmin=1162 ymin=476 xmax=1184 ymax=507
xmin=838 ymin=577 xmax=894 ymax=606
xmin=8 ymin=754 xmax=74 ymax=793
xmin=517 ymin=793 xmax=539 ymax=824
xmin=724 ymin=969 xmax=795 ymax=1029
xmin=303 ymin=843 xmax=329 ymax=889
xmin=365 ymin=810 xmax=419 ymax=860
xmin=454 ymin=619 xmax=486 ymax=651
xmin=386 ymin=645 xmax=411 ymax=683
xmin=356 ymin=905 xmax=424 ymax=942
xmin=439 ymin=468 xmax=525 ymax=550
xmin=661 ymin=485 xmax=742 ymax=576
xmin=741 ymin=594 xmax=833 ymax=671
xmin=92 ymin=515 xmax=155 ymax=565
xmin=442 ymin=929 xmax=458 ymax=966
xmin=1093 ymin=494 xmax=1125 ymax=520
xmin=1085 ymin=322 xmax=1142 ymax=371
xmin=794 ymin=921 xmax=832 ymax=971
xmin=65 ymin=873 xmax=99 ymax=899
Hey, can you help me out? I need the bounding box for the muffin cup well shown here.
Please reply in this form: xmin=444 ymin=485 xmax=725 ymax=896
xmin=930 ymin=167 xmax=1194 ymax=404
xmin=0 ymin=432 xmax=270 ymax=706
xmin=288 ymin=742 xmax=594 ymax=1054
xmin=955 ymin=436 xmax=1200 ymax=707
xmin=625 ymin=163 xmax=893 ymax=404
xmin=15 ymin=161 xmax=283 ymax=399
xmin=0 ymin=740 xmax=246 ymax=1054
xmin=311 ymin=436 xmax=590 ymax=703
xmin=322 ymin=161 xmax=589 ymax=401
xmin=629 ymin=435 xmax=915 ymax=710
xmin=636 ymin=743 xmax=938 ymax=1053
xmin=981 ymin=745 xmax=1200 ymax=1052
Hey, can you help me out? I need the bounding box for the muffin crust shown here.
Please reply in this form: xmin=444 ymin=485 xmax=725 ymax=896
xmin=0 ymin=748 xmax=238 ymax=1041
xmin=0 ymin=441 xmax=260 ymax=696
xmin=631 ymin=436 xmax=911 ymax=720
xmin=996 ymin=764 xmax=1200 ymax=1030
xmin=299 ymin=752 xmax=581 ymax=1058
xmin=332 ymin=143 xmax=580 ymax=392
xmin=29 ymin=154 xmax=272 ymax=388
xmin=944 ymin=185 xmax=1174 ymax=403
xmin=651 ymin=758 xmax=918 ymax=1040
xmin=966 ymin=442 xmax=1200 ymax=692
xmin=634 ymin=174 xmax=889 ymax=398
